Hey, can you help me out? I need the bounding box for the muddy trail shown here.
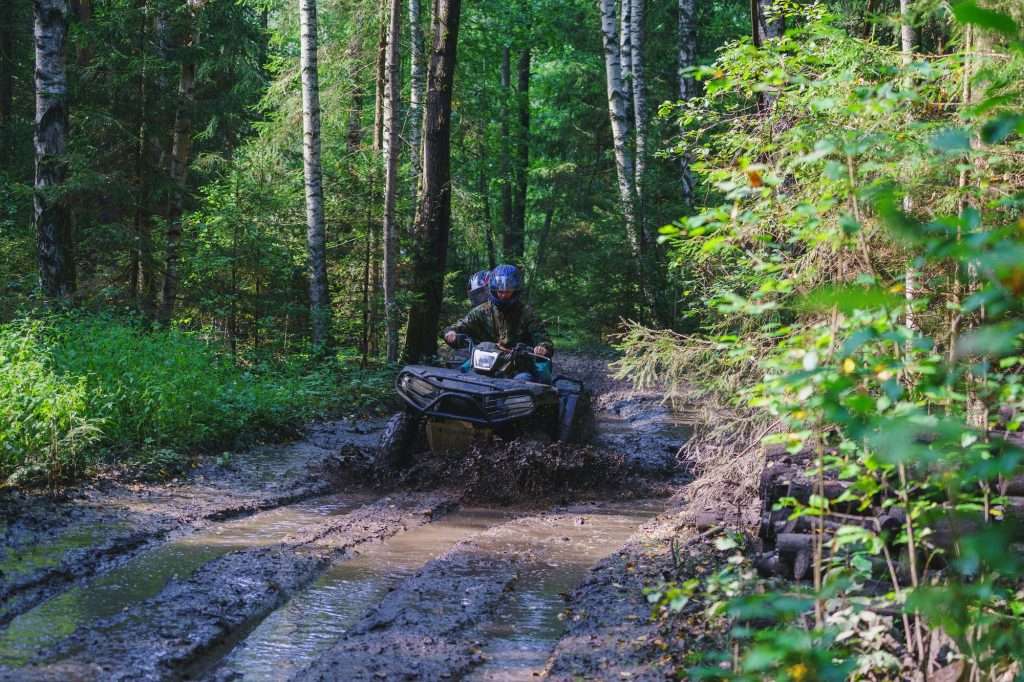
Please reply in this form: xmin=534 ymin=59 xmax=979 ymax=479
xmin=0 ymin=354 xmax=713 ymax=681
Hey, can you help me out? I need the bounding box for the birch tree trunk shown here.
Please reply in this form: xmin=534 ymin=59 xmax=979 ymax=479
xmin=382 ymin=0 xmax=401 ymax=361
xmin=34 ymin=0 xmax=75 ymax=299
xmin=408 ymin=0 xmax=424 ymax=207
xmin=900 ymin=0 xmax=917 ymax=332
xmin=618 ymin=0 xmax=632 ymax=131
xmin=752 ymin=0 xmax=784 ymax=46
xmin=630 ymin=0 xmax=648 ymax=244
xmin=676 ymin=0 xmax=696 ymax=204
xmin=159 ymin=0 xmax=204 ymax=324
xmin=507 ymin=47 xmax=530 ymax=263
xmin=300 ymin=0 xmax=332 ymax=349
xmin=598 ymin=0 xmax=641 ymax=283
xmin=403 ymin=0 xmax=461 ymax=363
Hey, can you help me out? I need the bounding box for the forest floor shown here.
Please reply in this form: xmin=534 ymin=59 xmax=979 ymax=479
xmin=0 ymin=354 xmax=752 ymax=681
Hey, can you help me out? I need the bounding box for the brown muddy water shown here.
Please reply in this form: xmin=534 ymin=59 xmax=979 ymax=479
xmin=199 ymin=501 xmax=663 ymax=681
xmin=0 ymin=491 xmax=373 ymax=667
xmin=202 ymin=507 xmax=517 ymax=681
xmin=465 ymin=501 xmax=663 ymax=681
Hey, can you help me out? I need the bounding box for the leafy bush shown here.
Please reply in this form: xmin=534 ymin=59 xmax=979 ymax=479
xmin=633 ymin=5 xmax=1024 ymax=680
xmin=0 ymin=313 xmax=390 ymax=485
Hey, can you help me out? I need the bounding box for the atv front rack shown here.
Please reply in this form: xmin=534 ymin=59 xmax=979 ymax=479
xmin=396 ymin=366 xmax=542 ymax=425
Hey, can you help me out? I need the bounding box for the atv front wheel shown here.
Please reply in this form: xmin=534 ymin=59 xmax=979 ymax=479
xmin=376 ymin=411 xmax=421 ymax=469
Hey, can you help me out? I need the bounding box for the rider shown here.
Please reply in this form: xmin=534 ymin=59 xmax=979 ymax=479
xmin=444 ymin=264 xmax=553 ymax=380
xmin=467 ymin=270 xmax=490 ymax=307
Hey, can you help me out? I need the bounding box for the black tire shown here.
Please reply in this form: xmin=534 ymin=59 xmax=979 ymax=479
xmin=558 ymin=390 xmax=593 ymax=443
xmin=377 ymin=411 xmax=420 ymax=470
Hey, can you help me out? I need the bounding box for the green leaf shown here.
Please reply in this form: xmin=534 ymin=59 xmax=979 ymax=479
xmin=980 ymin=113 xmax=1024 ymax=144
xmin=952 ymin=0 xmax=1019 ymax=39
xmin=799 ymin=285 xmax=903 ymax=314
xmin=930 ymin=128 xmax=972 ymax=154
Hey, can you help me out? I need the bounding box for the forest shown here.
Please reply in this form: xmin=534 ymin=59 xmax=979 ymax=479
xmin=2 ymin=0 xmax=1024 ymax=678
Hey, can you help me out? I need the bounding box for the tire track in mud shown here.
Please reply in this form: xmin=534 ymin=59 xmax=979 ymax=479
xmin=0 ymin=420 xmax=382 ymax=627
xmin=542 ymin=506 xmax=693 ymax=682
xmin=1 ymin=492 xmax=457 ymax=682
xmin=289 ymin=502 xmax=664 ymax=682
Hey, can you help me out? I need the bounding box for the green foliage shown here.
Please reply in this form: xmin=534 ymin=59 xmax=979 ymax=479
xmin=630 ymin=6 xmax=1024 ymax=679
xmin=0 ymin=313 xmax=390 ymax=485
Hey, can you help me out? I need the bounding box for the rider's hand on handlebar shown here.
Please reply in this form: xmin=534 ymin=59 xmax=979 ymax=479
xmin=444 ymin=331 xmax=458 ymax=346
xmin=533 ymin=345 xmax=549 ymax=358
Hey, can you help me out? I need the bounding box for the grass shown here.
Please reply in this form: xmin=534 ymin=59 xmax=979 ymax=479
xmin=0 ymin=313 xmax=391 ymax=486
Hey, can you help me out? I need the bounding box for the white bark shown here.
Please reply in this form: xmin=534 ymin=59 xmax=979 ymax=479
xmin=677 ymin=0 xmax=696 ymax=204
xmin=630 ymin=0 xmax=648 ymax=245
xmin=382 ymin=0 xmax=401 ymax=361
xmin=900 ymin=0 xmax=916 ymax=332
xmin=598 ymin=0 xmax=638 ymax=261
xmin=300 ymin=0 xmax=331 ymax=348
xmin=408 ymin=0 xmax=424 ymax=207
xmin=34 ymin=0 xmax=75 ymax=298
xmin=618 ymin=0 xmax=632 ymax=136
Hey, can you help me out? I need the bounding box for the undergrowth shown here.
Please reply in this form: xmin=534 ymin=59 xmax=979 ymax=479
xmin=0 ymin=313 xmax=391 ymax=486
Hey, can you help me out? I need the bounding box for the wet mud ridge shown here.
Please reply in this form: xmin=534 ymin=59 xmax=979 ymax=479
xmin=0 ymin=354 xmax=709 ymax=681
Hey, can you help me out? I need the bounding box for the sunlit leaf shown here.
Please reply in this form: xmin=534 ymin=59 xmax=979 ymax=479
xmin=952 ymin=0 xmax=1019 ymax=39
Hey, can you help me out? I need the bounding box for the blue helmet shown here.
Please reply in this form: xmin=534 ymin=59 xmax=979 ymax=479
xmin=468 ymin=270 xmax=490 ymax=307
xmin=488 ymin=264 xmax=522 ymax=310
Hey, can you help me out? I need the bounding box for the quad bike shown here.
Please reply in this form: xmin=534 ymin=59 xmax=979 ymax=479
xmin=376 ymin=335 xmax=591 ymax=468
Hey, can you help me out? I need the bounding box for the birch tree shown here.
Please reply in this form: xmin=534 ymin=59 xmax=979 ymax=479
xmin=899 ymin=0 xmax=917 ymax=332
xmin=598 ymin=0 xmax=645 ymax=303
xmin=629 ymin=0 xmax=648 ymax=242
xmin=300 ymin=0 xmax=331 ymax=349
xmin=752 ymin=0 xmax=784 ymax=46
xmin=382 ymin=0 xmax=401 ymax=361
xmin=408 ymin=0 xmax=424 ymax=206
xmin=34 ymin=0 xmax=75 ymax=299
xmin=403 ymin=0 xmax=461 ymax=363
xmin=676 ymin=0 xmax=696 ymax=204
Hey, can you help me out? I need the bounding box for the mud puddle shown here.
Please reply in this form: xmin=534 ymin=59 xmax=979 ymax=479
xmin=465 ymin=500 xmax=664 ymax=681
xmin=202 ymin=507 xmax=514 ymax=680
xmin=0 ymin=491 xmax=373 ymax=668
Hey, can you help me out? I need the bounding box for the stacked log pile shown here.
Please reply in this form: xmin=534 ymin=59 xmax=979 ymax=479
xmin=754 ymin=445 xmax=1024 ymax=581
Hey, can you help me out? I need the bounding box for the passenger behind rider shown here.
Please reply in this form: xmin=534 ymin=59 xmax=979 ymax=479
xmin=444 ymin=264 xmax=553 ymax=382
xmin=467 ymin=269 xmax=490 ymax=308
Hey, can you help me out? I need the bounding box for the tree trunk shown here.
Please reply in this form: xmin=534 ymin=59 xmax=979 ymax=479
xmin=402 ymin=0 xmax=461 ymax=363
xmin=752 ymin=0 xmax=784 ymax=47
xmin=408 ymin=0 xmax=424 ymax=207
xmin=676 ymin=0 xmax=696 ymax=205
xmin=499 ymin=45 xmax=512 ymax=250
xmin=598 ymin=0 xmax=642 ymax=295
xmin=69 ymin=0 xmax=92 ymax=65
xmin=507 ymin=47 xmax=529 ymax=263
xmin=34 ymin=0 xmax=75 ymax=299
xmin=382 ymin=0 xmax=401 ymax=362
xmin=159 ymin=0 xmax=203 ymax=324
xmin=900 ymin=0 xmax=916 ymax=332
xmin=1 ymin=0 xmax=15 ymax=158
xmin=373 ymin=0 xmax=386 ymax=151
xmin=630 ymin=0 xmax=648 ymax=246
xmin=300 ymin=0 xmax=332 ymax=349
xmin=479 ymin=160 xmax=496 ymax=270
xmin=619 ymin=0 xmax=632 ymax=130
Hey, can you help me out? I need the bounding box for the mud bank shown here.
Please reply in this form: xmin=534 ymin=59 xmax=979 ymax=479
xmin=0 ymin=420 xmax=384 ymax=625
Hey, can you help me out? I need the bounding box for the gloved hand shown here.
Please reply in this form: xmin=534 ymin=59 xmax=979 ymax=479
xmin=533 ymin=345 xmax=549 ymax=357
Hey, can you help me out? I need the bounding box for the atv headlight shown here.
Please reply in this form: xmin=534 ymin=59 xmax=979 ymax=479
xmin=472 ymin=349 xmax=500 ymax=371
xmin=400 ymin=375 xmax=437 ymax=405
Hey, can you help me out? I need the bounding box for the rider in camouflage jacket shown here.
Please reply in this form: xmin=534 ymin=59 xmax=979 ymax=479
xmin=444 ymin=299 xmax=554 ymax=357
